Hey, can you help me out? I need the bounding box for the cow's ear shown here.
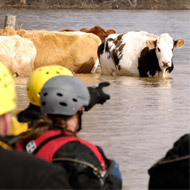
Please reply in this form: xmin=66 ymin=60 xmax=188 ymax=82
xmin=174 ymin=39 xmax=185 ymax=48
xmin=146 ymin=40 xmax=156 ymax=49
xmin=140 ymin=47 xmax=149 ymax=57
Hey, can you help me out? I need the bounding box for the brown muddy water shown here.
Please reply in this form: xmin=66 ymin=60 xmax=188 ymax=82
xmin=1 ymin=9 xmax=190 ymax=189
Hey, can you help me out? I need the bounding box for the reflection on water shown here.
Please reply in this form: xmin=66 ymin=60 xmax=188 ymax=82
xmin=102 ymin=76 xmax=173 ymax=88
xmin=138 ymin=78 xmax=173 ymax=88
xmin=14 ymin=72 xmax=189 ymax=190
xmin=14 ymin=77 xmax=28 ymax=110
xmin=2 ymin=8 xmax=189 ymax=190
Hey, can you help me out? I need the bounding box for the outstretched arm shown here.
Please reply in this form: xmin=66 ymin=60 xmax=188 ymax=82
xmin=85 ymin=82 xmax=111 ymax=111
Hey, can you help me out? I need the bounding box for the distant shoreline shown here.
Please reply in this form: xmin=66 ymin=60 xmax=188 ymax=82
xmin=0 ymin=2 xmax=190 ymax=10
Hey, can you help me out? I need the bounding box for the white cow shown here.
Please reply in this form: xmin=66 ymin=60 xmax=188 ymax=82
xmin=98 ymin=31 xmax=185 ymax=78
xmin=0 ymin=35 xmax=37 ymax=77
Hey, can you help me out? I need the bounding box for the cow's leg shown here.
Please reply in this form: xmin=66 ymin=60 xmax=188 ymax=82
xmin=91 ymin=58 xmax=99 ymax=73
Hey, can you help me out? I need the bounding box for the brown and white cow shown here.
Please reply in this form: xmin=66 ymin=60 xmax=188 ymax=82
xmin=17 ymin=30 xmax=101 ymax=74
xmin=98 ymin=31 xmax=185 ymax=78
xmin=60 ymin=25 xmax=116 ymax=42
xmin=80 ymin=25 xmax=116 ymax=42
xmin=0 ymin=35 xmax=37 ymax=77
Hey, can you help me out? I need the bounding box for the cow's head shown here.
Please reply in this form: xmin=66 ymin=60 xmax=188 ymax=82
xmin=146 ymin=33 xmax=185 ymax=70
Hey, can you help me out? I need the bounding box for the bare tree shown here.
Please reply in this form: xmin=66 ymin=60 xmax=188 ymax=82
xmin=122 ymin=0 xmax=137 ymax=6
xmin=20 ymin=0 xmax=26 ymax=4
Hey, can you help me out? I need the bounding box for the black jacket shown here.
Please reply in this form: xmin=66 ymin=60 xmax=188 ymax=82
xmin=17 ymin=130 xmax=122 ymax=189
xmin=53 ymin=141 xmax=122 ymax=189
xmin=148 ymin=134 xmax=190 ymax=189
xmin=0 ymin=147 xmax=71 ymax=189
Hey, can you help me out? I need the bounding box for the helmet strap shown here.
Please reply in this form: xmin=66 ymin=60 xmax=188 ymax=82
xmin=77 ymin=110 xmax=83 ymax=132
xmin=2 ymin=113 xmax=10 ymax=136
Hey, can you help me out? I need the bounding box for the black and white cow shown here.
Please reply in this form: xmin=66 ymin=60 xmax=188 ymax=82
xmin=98 ymin=31 xmax=185 ymax=77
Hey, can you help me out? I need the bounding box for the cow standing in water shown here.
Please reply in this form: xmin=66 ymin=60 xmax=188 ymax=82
xmin=98 ymin=31 xmax=185 ymax=78
xmin=0 ymin=35 xmax=37 ymax=77
xmin=0 ymin=27 xmax=101 ymax=75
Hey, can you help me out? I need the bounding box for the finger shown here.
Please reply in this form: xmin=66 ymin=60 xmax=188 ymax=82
xmin=98 ymin=82 xmax=110 ymax=89
xmin=105 ymin=94 xmax=110 ymax=100
xmin=102 ymin=94 xmax=110 ymax=101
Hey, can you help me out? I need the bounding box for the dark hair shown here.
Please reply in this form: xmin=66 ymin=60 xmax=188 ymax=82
xmin=19 ymin=115 xmax=71 ymax=144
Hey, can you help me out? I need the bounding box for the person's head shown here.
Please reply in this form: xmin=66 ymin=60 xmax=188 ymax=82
xmin=0 ymin=61 xmax=16 ymax=136
xmin=27 ymin=65 xmax=73 ymax=107
xmin=40 ymin=75 xmax=90 ymax=133
xmin=20 ymin=75 xmax=90 ymax=142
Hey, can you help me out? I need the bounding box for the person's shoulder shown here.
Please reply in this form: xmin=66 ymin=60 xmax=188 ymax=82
xmin=0 ymin=148 xmax=71 ymax=189
xmin=57 ymin=138 xmax=98 ymax=154
xmin=0 ymin=148 xmax=60 ymax=171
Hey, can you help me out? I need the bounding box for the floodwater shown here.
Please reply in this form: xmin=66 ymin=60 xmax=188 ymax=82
xmin=0 ymin=9 xmax=190 ymax=189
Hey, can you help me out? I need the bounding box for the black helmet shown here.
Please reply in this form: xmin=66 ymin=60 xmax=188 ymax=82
xmin=40 ymin=76 xmax=90 ymax=116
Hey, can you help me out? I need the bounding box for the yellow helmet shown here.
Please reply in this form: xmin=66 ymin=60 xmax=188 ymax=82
xmin=11 ymin=111 xmax=29 ymax=136
xmin=27 ymin=65 xmax=73 ymax=106
xmin=0 ymin=61 xmax=16 ymax=115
